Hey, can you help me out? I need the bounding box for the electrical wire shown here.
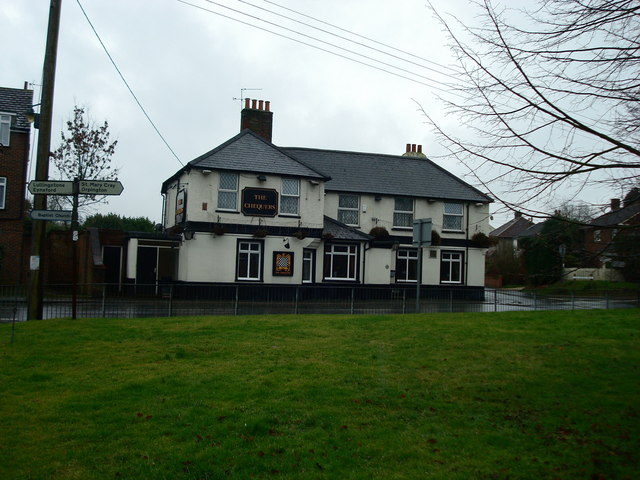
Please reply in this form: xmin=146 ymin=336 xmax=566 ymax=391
xmin=75 ymin=0 xmax=184 ymax=166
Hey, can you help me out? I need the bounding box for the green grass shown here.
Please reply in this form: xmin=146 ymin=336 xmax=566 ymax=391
xmin=1 ymin=310 xmax=639 ymax=479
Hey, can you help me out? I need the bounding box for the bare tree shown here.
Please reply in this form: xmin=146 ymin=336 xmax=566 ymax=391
xmin=425 ymin=0 xmax=640 ymax=218
xmin=50 ymin=106 xmax=119 ymax=213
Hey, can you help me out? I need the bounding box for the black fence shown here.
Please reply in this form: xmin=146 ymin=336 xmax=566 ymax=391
xmin=1 ymin=283 xmax=639 ymax=322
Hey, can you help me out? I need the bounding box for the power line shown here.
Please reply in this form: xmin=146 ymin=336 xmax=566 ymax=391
xmin=75 ymin=0 xmax=184 ymax=166
xmin=178 ymin=0 xmax=458 ymax=95
xmin=237 ymin=0 xmax=462 ymax=81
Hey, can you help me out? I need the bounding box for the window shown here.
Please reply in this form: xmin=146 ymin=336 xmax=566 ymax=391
xmin=237 ymin=240 xmax=263 ymax=281
xmin=440 ymin=251 xmax=464 ymax=284
xmin=443 ymin=202 xmax=464 ymax=231
xmin=218 ymin=172 xmax=238 ymax=211
xmin=0 ymin=114 xmax=11 ymax=147
xmin=280 ymin=178 xmax=299 ymax=215
xmin=323 ymin=243 xmax=358 ymax=281
xmin=302 ymin=249 xmax=315 ymax=283
xmin=338 ymin=194 xmax=359 ymax=226
xmin=393 ymin=197 xmax=413 ymax=228
xmin=396 ymin=248 xmax=418 ymax=283
xmin=0 ymin=177 xmax=6 ymax=209
xmin=594 ymin=230 xmax=602 ymax=243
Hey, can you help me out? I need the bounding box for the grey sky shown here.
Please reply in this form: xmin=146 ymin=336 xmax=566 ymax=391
xmin=2 ymin=0 xmax=534 ymax=226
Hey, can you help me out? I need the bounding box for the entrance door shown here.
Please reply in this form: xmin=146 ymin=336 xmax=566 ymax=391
xmin=103 ymin=246 xmax=122 ymax=293
xmin=136 ymin=246 xmax=158 ymax=295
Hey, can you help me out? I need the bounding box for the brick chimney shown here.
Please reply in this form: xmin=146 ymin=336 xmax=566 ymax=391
xmin=241 ymin=98 xmax=273 ymax=142
xmin=611 ymin=198 xmax=621 ymax=211
xmin=402 ymin=143 xmax=426 ymax=158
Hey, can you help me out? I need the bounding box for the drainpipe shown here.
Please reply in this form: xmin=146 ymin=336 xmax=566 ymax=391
xmin=465 ymin=203 xmax=470 ymax=285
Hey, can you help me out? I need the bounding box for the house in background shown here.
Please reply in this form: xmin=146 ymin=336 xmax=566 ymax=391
xmin=157 ymin=99 xmax=493 ymax=295
xmin=490 ymin=212 xmax=535 ymax=257
xmin=0 ymin=84 xmax=33 ymax=284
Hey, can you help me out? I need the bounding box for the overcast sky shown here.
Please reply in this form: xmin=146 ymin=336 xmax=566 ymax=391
xmin=2 ymin=0 xmax=528 ymax=227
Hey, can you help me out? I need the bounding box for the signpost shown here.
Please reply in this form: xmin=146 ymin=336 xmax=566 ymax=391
xmin=27 ymin=177 xmax=124 ymax=320
xmin=78 ymin=180 xmax=124 ymax=195
xmin=28 ymin=180 xmax=74 ymax=195
xmin=412 ymin=218 xmax=433 ymax=313
xmin=29 ymin=209 xmax=73 ymax=222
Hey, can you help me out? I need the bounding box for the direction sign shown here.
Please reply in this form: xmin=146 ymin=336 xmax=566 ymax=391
xmin=28 ymin=180 xmax=74 ymax=195
xmin=29 ymin=209 xmax=73 ymax=222
xmin=78 ymin=180 xmax=124 ymax=195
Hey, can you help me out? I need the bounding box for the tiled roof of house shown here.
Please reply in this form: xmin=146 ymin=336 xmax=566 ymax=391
xmin=490 ymin=215 xmax=535 ymax=238
xmin=0 ymin=86 xmax=34 ymax=132
xmin=589 ymin=202 xmax=640 ymax=227
xmin=283 ymin=147 xmax=492 ymax=203
xmin=323 ymin=215 xmax=372 ymax=241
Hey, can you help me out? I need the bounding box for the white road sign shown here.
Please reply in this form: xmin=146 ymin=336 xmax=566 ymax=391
xmin=78 ymin=180 xmax=124 ymax=195
xmin=28 ymin=180 xmax=74 ymax=195
xmin=29 ymin=209 xmax=73 ymax=222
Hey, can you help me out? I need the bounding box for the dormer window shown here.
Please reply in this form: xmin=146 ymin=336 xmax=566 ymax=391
xmin=218 ymin=172 xmax=238 ymax=211
xmin=280 ymin=178 xmax=299 ymax=215
xmin=0 ymin=113 xmax=11 ymax=147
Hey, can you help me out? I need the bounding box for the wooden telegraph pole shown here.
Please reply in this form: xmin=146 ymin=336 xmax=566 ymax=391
xmin=27 ymin=0 xmax=63 ymax=320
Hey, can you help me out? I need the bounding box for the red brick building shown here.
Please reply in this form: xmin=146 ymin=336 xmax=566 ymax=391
xmin=0 ymin=85 xmax=33 ymax=285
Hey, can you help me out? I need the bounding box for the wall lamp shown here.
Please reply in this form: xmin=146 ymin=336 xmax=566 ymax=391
xmin=257 ymin=174 xmax=267 ymax=182
xmin=183 ymin=230 xmax=195 ymax=241
xmin=26 ymin=104 xmax=41 ymax=129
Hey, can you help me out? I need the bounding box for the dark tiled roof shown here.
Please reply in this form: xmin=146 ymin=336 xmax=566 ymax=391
xmin=491 ymin=215 xmax=535 ymax=238
xmin=190 ymin=130 xmax=328 ymax=179
xmin=518 ymin=222 xmax=544 ymax=238
xmin=0 ymin=86 xmax=34 ymax=132
xmin=323 ymin=216 xmax=372 ymax=241
xmin=589 ymin=203 xmax=640 ymax=227
xmin=283 ymin=147 xmax=492 ymax=203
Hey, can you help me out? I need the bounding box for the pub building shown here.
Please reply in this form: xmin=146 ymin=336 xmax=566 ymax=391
xmin=156 ymin=99 xmax=492 ymax=296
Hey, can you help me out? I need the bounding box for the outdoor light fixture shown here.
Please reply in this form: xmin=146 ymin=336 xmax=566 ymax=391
xmin=257 ymin=174 xmax=267 ymax=182
xmin=183 ymin=230 xmax=195 ymax=240
xmin=26 ymin=105 xmax=41 ymax=129
xmin=283 ymin=237 xmax=290 ymax=249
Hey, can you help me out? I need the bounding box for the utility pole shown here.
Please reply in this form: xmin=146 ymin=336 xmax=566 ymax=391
xmin=27 ymin=0 xmax=63 ymax=320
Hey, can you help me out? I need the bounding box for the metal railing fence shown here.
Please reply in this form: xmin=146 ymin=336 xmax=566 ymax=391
xmin=1 ymin=283 xmax=638 ymax=322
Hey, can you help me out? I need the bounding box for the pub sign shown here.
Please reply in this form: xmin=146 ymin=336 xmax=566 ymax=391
xmin=273 ymin=251 xmax=294 ymax=276
xmin=242 ymin=187 xmax=278 ymax=217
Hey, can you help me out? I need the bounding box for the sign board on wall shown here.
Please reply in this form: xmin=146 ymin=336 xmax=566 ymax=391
xmin=242 ymin=188 xmax=278 ymax=217
xmin=273 ymin=252 xmax=294 ymax=276
xmin=176 ymin=189 xmax=187 ymax=224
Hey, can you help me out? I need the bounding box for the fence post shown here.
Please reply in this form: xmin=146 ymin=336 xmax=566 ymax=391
xmin=606 ymin=292 xmax=610 ymax=310
xmin=494 ymin=289 xmax=497 ymax=312
xmin=350 ymin=288 xmax=355 ymax=315
xmin=294 ymin=287 xmax=299 ymax=315
xmin=571 ymin=292 xmax=575 ymax=310
xmin=449 ymin=289 xmax=453 ymax=313
xmin=168 ymin=285 xmax=173 ymax=317
xmin=533 ymin=293 xmax=537 ymax=311
xmin=234 ymin=286 xmax=239 ymax=316
xmin=402 ymin=289 xmax=406 ymax=314
xmin=101 ymin=284 xmax=106 ymax=318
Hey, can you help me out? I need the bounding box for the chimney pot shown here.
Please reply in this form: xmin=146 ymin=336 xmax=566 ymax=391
xmin=406 ymin=143 xmax=411 ymax=153
xmin=244 ymin=98 xmax=250 ymax=109
xmin=417 ymin=145 xmax=422 ymax=154
xmin=258 ymin=100 xmax=264 ymax=110
xmin=412 ymin=144 xmax=417 ymax=152
xmin=265 ymin=101 xmax=270 ymax=112
xmin=251 ymin=99 xmax=257 ymax=109
xmin=611 ymin=198 xmax=621 ymax=211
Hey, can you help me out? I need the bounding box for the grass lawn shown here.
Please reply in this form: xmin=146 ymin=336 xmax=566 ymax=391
xmin=1 ymin=310 xmax=639 ymax=479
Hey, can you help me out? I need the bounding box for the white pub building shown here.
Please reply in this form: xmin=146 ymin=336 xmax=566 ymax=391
xmin=158 ymin=99 xmax=492 ymax=297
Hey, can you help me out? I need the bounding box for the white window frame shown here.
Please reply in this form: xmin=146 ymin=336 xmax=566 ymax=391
xmin=237 ymin=240 xmax=263 ymax=281
xmin=396 ymin=248 xmax=418 ymax=283
xmin=0 ymin=113 xmax=11 ymax=147
xmin=393 ymin=197 xmax=414 ymax=229
xmin=217 ymin=172 xmax=238 ymax=211
xmin=280 ymin=178 xmax=300 ymax=216
xmin=440 ymin=250 xmax=464 ymax=284
xmin=0 ymin=177 xmax=6 ymax=210
xmin=324 ymin=243 xmax=358 ymax=281
xmin=337 ymin=194 xmax=359 ymax=226
xmin=443 ymin=202 xmax=464 ymax=232
xmin=302 ymin=249 xmax=315 ymax=283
